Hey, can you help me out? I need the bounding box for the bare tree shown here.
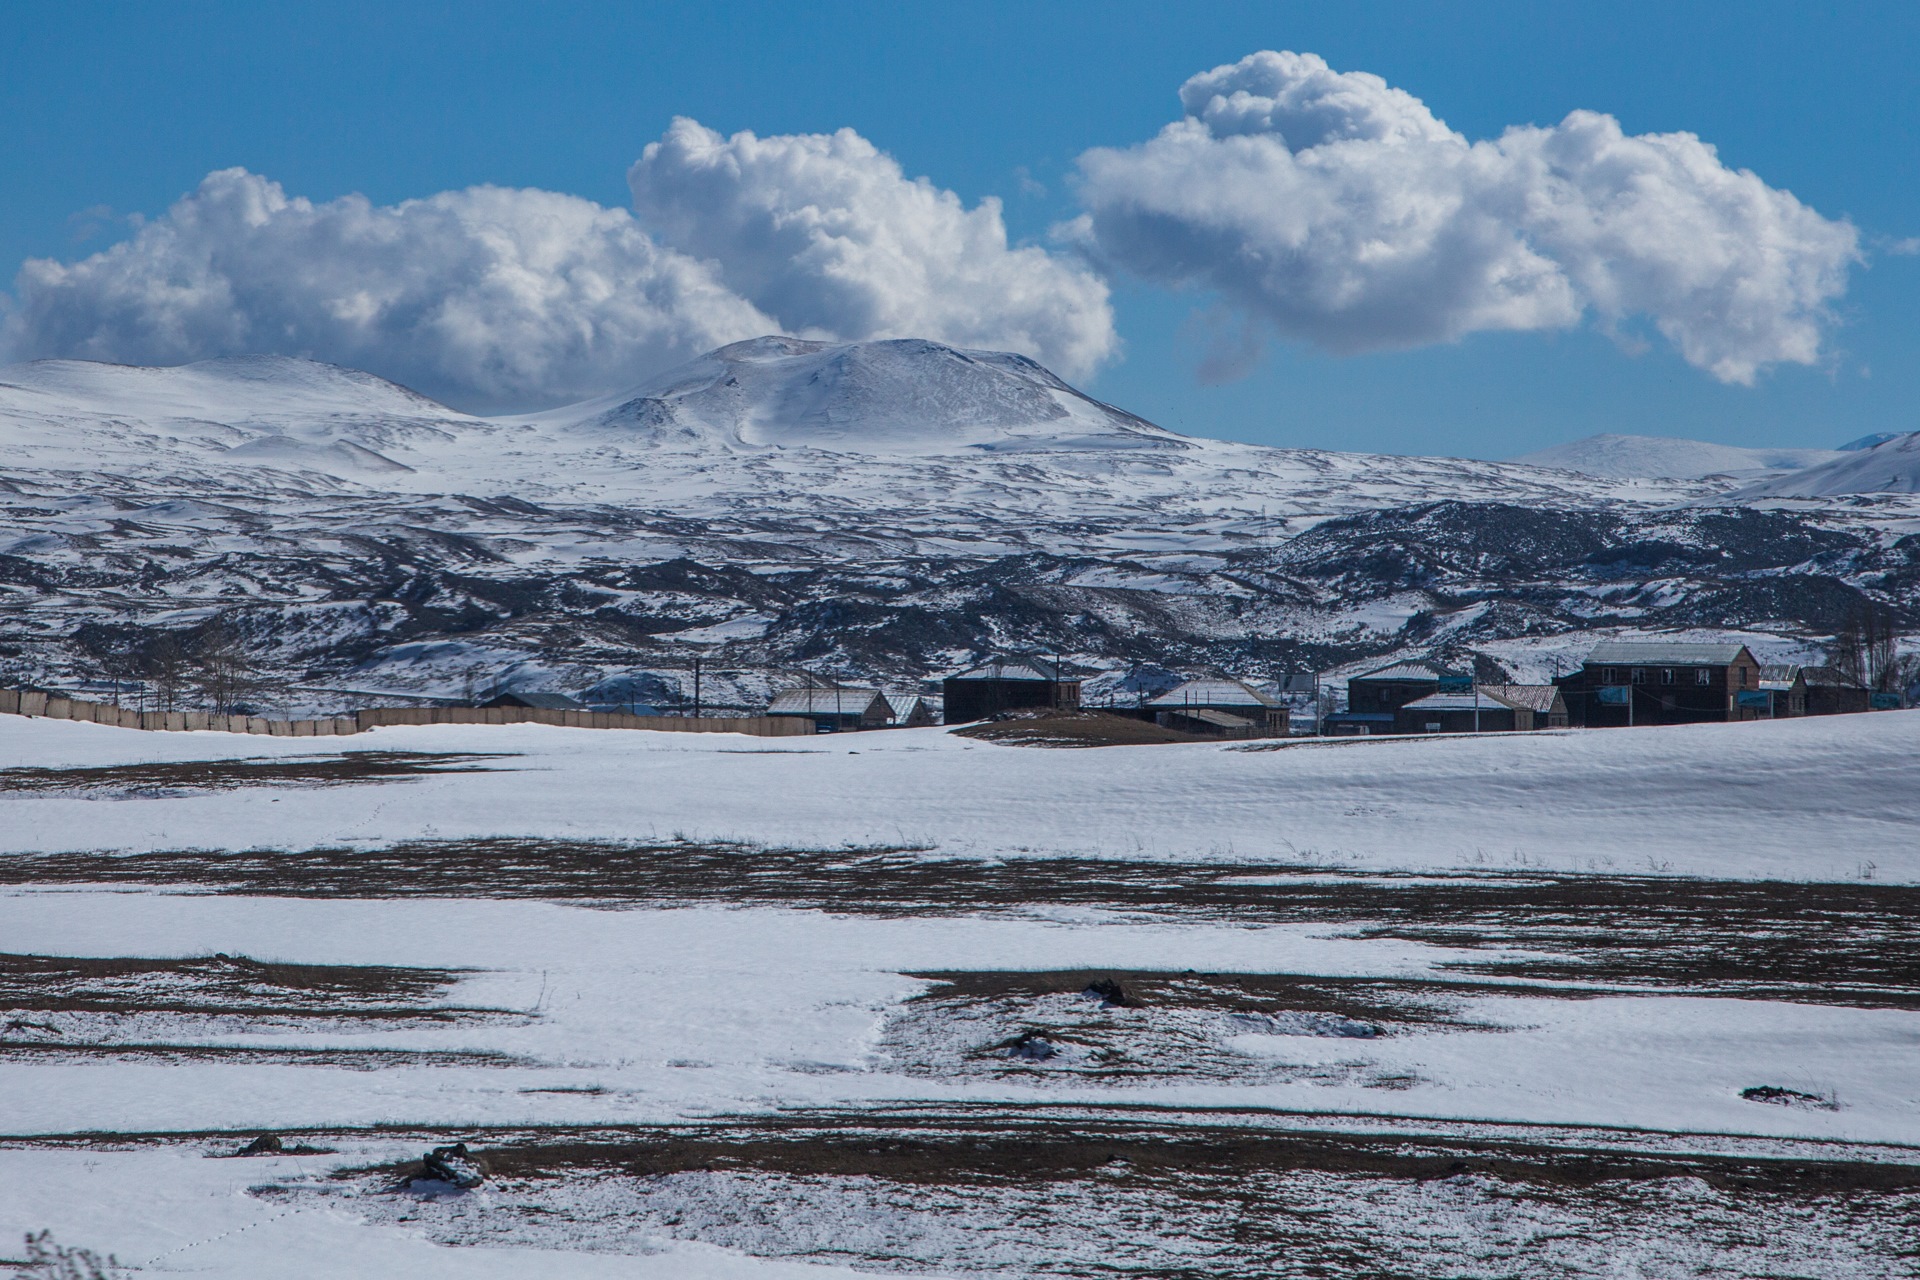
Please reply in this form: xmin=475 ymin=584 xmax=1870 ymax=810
xmin=1827 ymin=604 xmax=1901 ymax=691
xmin=189 ymin=619 xmax=266 ymax=714
xmin=143 ymin=632 xmax=190 ymax=713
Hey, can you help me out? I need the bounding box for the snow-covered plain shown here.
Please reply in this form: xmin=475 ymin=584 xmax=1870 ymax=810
xmin=2 ymin=712 xmax=1917 ymax=1276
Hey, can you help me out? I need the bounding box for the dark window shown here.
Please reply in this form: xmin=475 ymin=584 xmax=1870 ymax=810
xmin=1601 ymin=667 xmax=1620 ymax=684
xmin=1632 ymin=668 xmax=1647 ymax=684
xmin=1661 ymin=668 xmax=1676 ymax=685
xmin=1738 ymin=667 xmax=1749 ymax=688
xmin=1696 ymin=668 xmax=1711 ymax=686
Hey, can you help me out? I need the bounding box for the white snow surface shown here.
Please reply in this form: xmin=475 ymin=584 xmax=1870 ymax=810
xmin=0 ymin=340 xmax=1710 ymax=518
xmin=1735 ymin=429 xmax=1920 ymax=497
xmin=1511 ymin=432 xmax=1845 ymax=480
xmin=3 ymin=711 xmax=1913 ymax=882
xmin=2 ymin=713 xmax=1917 ymax=1273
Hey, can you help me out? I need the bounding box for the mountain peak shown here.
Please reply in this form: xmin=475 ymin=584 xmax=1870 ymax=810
xmin=551 ymin=336 xmax=1179 ymax=456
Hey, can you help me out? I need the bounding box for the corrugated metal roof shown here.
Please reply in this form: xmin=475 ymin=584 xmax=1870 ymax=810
xmin=950 ymin=656 xmax=1070 ymax=682
xmin=1353 ymin=659 xmax=1460 ymax=682
xmin=1165 ymin=707 xmax=1254 ymax=728
xmin=766 ymin=687 xmax=889 ymax=717
xmin=1757 ymin=664 xmax=1802 ymax=683
xmin=1147 ymin=678 xmax=1279 ymax=709
xmin=1801 ymin=665 xmax=1867 ymax=689
xmin=485 ymin=691 xmax=586 ymax=710
xmin=1481 ymin=684 xmax=1561 ymax=713
xmin=1402 ymin=691 xmax=1514 ymax=711
xmin=1585 ymin=641 xmax=1752 ymax=665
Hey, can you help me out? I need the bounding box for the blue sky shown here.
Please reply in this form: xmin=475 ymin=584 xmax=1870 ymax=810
xmin=3 ymin=0 xmax=1916 ymax=458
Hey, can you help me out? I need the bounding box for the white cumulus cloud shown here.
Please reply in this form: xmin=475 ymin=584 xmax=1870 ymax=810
xmin=2 ymin=169 xmax=775 ymax=411
xmin=629 ymin=117 xmax=1116 ymax=379
xmin=1068 ymin=50 xmax=1860 ymax=384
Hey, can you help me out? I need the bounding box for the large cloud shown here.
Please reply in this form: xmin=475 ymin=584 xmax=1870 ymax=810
xmin=629 ymin=118 xmax=1116 ymax=379
xmin=1068 ymin=51 xmax=1860 ymax=383
xmin=1 ymin=169 xmax=775 ymax=411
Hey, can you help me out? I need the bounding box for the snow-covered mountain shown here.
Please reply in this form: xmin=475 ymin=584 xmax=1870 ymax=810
xmin=0 ymin=338 xmax=1913 ymax=707
xmin=1733 ymin=432 xmax=1920 ymax=499
xmin=1511 ymin=433 xmax=1845 ymax=480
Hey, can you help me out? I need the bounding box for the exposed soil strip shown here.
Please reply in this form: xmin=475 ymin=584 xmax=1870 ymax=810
xmin=336 ymin=1110 xmax=1920 ymax=1195
xmin=0 ymin=1042 xmax=523 ymax=1068
xmin=0 ymin=750 xmax=510 ymax=795
xmin=952 ymin=710 xmax=1206 ymax=748
xmin=3 ymin=841 xmax=1913 ymax=1005
xmin=0 ymin=951 xmax=470 ymax=1011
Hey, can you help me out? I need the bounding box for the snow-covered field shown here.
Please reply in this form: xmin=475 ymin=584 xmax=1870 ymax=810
xmin=2 ymin=713 xmax=1917 ymax=1276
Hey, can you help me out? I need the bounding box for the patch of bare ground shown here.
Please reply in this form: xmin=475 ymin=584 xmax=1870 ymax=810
xmin=0 ymin=952 xmax=527 ymax=1062
xmin=0 ymin=750 xmax=510 ymax=796
xmin=951 ymin=709 xmax=1204 ymax=747
xmin=254 ymin=1111 xmax=1920 ymax=1279
xmin=4 ymin=842 xmax=1914 ymax=1007
xmin=878 ymin=970 xmax=1497 ymax=1087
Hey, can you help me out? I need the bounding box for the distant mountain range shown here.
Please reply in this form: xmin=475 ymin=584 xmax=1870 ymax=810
xmin=1 ymin=338 xmax=1914 ymax=710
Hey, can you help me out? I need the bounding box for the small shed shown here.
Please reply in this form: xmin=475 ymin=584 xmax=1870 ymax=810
xmin=765 ymin=686 xmax=893 ymax=733
xmin=483 ymin=691 xmax=587 ymax=711
xmin=942 ymin=657 xmax=1081 ymax=725
xmin=1320 ymin=711 xmax=1397 ymax=737
xmin=1396 ymin=691 xmax=1521 ymax=734
xmin=1757 ymin=665 xmax=1808 ymax=717
xmin=885 ymin=693 xmax=941 ymax=728
xmin=1158 ymin=706 xmax=1262 ymax=739
xmin=1147 ymin=678 xmax=1288 ymax=737
xmin=1480 ymin=684 xmax=1570 ymax=729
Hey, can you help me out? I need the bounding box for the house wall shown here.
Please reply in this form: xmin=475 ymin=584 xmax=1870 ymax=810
xmin=942 ymin=677 xmax=1078 ymax=724
xmin=1558 ymin=658 xmax=1762 ymax=727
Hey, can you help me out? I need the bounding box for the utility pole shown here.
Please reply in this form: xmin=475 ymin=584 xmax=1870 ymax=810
xmin=692 ymin=656 xmax=702 ymax=719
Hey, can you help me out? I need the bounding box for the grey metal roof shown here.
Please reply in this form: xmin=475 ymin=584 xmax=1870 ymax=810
xmin=1757 ymin=664 xmax=1802 ymax=684
xmin=950 ymin=656 xmax=1071 ymax=682
xmin=1353 ymin=659 xmax=1460 ymax=682
xmin=1800 ymin=665 xmax=1867 ymax=689
xmin=486 ymin=691 xmax=586 ymax=710
xmin=766 ymin=687 xmax=889 ymax=717
xmin=1585 ymin=641 xmax=1753 ymax=666
xmin=1164 ymin=707 xmax=1254 ymax=728
xmin=1147 ymin=678 xmax=1279 ymax=709
xmin=1402 ymin=691 xmax=1514 ymax=711
xmin=1481 ymin=684 xmax=1562 ymax=713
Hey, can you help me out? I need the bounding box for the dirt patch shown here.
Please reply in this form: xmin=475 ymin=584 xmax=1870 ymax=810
xmin=951 ymin=709 xmax=1205 ymax=747
xmin=278 ymin=1111 xmax=1920 ymax=1279
xmin=4 ymin=842 xmax=1912 ymax=1007
xmin=877 ymin=970 xmax=1493 ymax=1087
xmin=0 ymin=750 xmax=510 ymax=796
xmin=0 ymin=952 xmax=525 ymax=1058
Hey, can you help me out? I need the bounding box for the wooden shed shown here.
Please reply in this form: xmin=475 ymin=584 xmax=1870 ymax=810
xmin=942 ymin=658 xmax=1081 ymax=725
xmin=764 ymin=686 xmax=894 ymax=733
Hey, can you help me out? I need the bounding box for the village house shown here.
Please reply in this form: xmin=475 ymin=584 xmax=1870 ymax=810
xmin=1394 ymin=683 xmax=1569 ymax=734
xmin=1555 ymin=640 xmax=1763 ymax=726
xmin=764 ymin=685 xmax=893 ymax=733
xmin=1323 ymin=658 xmax=1468 ymax=736
xmin=483 ymin=690 xmax=587 ymax=711
xmin=1146 ymin=677 xmax=1289 ymax=738
xmin=942 ymin=657 xmax=1081 ymax=724
xmin=885 ymin=692 xmax=941 ymax=728
xmin=1802 ymin=665 xmax=1873 ymax=716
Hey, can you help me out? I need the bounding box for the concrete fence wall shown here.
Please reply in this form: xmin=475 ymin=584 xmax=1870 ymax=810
xmin=0 ymin=689 xmax=813 ymax=738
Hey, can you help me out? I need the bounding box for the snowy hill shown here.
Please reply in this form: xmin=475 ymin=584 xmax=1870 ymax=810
xmin=1734 ymin=431 xmax=1920 ymax=498
xmin=0 ymin=338 xmax=1914 ymax=704
xmin=1510 ymin=433 xmax=1844 ymax=480
xmin=546 ymin=336 xmax=1181 ymax=455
